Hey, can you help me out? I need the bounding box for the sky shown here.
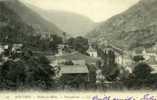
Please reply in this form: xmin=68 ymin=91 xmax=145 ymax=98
xmin=21 ymin=0 xmax=140 ymax=22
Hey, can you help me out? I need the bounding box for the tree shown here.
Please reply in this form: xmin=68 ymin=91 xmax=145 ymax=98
xmin=0 ymin=60 xmax=25 ymax=89
xmin=123 ymin=62 xmax=153 ymax=89
xmin=86 ymin=64 xmax=96 ymax=88
xmin=60 ymin=74 xmax=88 ymax=89
xmin=96 ymin=48 xmax=106 ymax=59
xmin=0 ymin=49 xmax=57 ymax=90
xmin=67 ymin=37 xmax=75 ymax=49
xmin=133 ymin=55 xmax=145 ymax=62
xmin=133 ymin=62 xmax=152 ymax=79
xmin=50 ymin=34 xmax=63 ymax=53
xmin=67 ymin=36 xmax=89 ymax=54
xmin=74 ymin=36 xmax=89 ymax=53
xmin=101 ymin=50 xmax=120 ymax=81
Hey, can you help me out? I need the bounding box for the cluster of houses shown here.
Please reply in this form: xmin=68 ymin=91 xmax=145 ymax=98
xmin=47 ymin=40 xmax=157 ymax=89
xmin=48 ymin=50 xmax=99 ymax=89
xmin=1 ymin=40 xmax=157 ymax=89
xmin=46 ymin=41 xmax=131 ymax=89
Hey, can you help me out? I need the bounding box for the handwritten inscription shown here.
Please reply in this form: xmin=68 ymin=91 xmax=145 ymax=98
xmin=92 ymin=94 xmax=157 ymax=100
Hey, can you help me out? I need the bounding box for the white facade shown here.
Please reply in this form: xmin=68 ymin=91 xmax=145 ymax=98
xmin=88 ymin=51 xmax=98 ymax=58
xmin=87 ymin=45 xmax=98 ymax=58
xmin=96 ymin=69 xmax=105 ymax=84
xmin=0 ymin=46 xmax=4 ymax=54
xmin=56 ymin=44 xmax=65 ymax=56
xmin=142 ymin=48 xmax=157 ymax=61
xmin=115 ymin=55 xmax=123 ymax=65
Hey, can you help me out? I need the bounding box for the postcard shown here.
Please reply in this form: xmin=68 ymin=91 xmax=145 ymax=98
xmin=0 ymin=0 xmax=156 ymax=100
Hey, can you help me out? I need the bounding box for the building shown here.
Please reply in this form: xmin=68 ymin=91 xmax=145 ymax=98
xmin=131 ymin=46 xmax=157 ymax=74
xmin=55 ymin=44 xmax=71 ymax=56
xmin=0 ymin=44 xmax=4 ymax=55
xmin=72 ymin=60 xmax=85 ymax=65
xmin=87 ymin=44 xmax=98 ymax=58
xmin=132 ymin=46 xmax=157 ymax=61
xmin=48 ymin=51 xmax=100 ymax=66
xmin=60 ymin=65 xmax=89 ymax=75
xmin=144 ymin=48 xmax=157 ymax=61
xmin=59 ymin=64 xmax=89 ymax=89
xmin=96 ymin=68 xmax=105 ymax=84
xmin=47 ymin=51 xmax=101 ymax=89
xmin=132 ymin=47 xmax=144 ymax=56
xmin=12 ymin=43 xmax=23 ymax=53
xmin=56 ymin=44 xmax=65 ymax=56
xmin=100 ymin=42 xmax=125 ymax=66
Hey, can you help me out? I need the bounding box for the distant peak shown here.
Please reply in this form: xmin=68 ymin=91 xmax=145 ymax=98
xmin=140 ymin=0 xmax=157 ymax=3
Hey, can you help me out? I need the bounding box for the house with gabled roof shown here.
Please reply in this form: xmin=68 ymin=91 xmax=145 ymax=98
xmin=132 ymin=46 xmax=157 ymax=61
xmin=99 ymin=41 xmax=129 ymax=66
xmin=47 ymin=51 xmax=101 ymax=89
xmin=58 ymin=62 xmax=90 ymax=89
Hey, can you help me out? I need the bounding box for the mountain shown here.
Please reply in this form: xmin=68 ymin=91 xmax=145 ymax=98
xmin=88 ymin=0 xmax=157 ymax=50
xmin=0 ymin=0 xmax=34 ymax=43
xmin=3 ymin=0 xmax=63 ymax=37
xmin=0 ymin=0 xmax=65 ymax=52
xmin=24 ymin=3 xmax=96 ymax=37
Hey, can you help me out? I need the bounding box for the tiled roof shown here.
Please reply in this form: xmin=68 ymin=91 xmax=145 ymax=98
xmin=60 ymin=65 xmax=89 ymax=74
xmin=47 ymin=51 xmax=100 ymax=64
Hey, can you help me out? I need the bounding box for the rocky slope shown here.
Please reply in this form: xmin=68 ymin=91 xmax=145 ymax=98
xmin=88 ymin=0 xmax=157 ymax=49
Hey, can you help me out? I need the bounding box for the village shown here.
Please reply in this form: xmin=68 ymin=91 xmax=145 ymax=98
xmin=0 ymin=37 xmax=157 ymax=90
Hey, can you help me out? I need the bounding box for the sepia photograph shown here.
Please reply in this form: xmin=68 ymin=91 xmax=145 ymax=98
xmin=0 ymin=0 xmax=157 ymax=99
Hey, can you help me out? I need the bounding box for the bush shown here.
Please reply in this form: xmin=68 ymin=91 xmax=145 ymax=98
xmin=133 ymin=62 xmax=152 ymax=79
xmin=133 ymin=56 xmax=145 ymax=62
xmin=0 ymin=50 xmax=56 ymax=90
xmin=123 ymin=62 xmax=156 ymax=89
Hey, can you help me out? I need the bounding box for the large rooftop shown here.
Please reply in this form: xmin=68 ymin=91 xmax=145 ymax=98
xmin=60 ymin=65 xmax=89 ymax=74
xmin=47 ymin=51 xmax=100 ymax=64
